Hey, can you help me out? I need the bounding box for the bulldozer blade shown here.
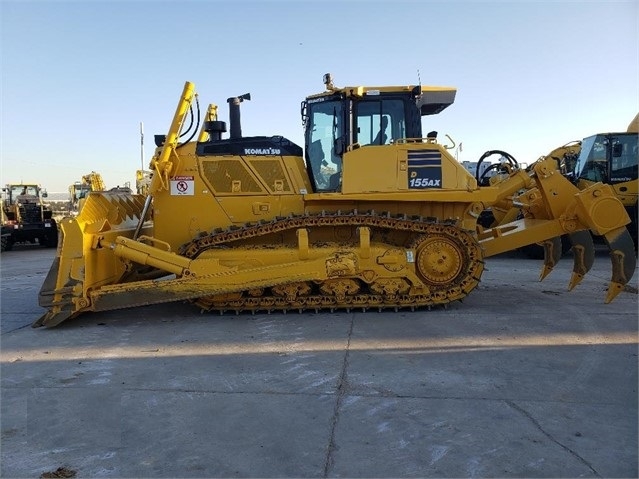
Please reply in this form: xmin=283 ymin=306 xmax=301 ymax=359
xmin=603 ymin=227 xmax=637 ymax=303
xmin=34 ymin=191 xmax=151 ymax=328
xmin=539 ymin=236 xmax=563 ymax=281
xmin=568 ymin=230 xmax=595 ymax=290
xmin=33 ymin=306 xmax=74 ymax=329
xmin=33 ymin=257 xmax=76 ymax=328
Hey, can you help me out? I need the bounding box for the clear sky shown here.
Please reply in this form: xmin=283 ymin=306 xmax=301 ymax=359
xmin=1 ymin=0 xmax=637 ymax=193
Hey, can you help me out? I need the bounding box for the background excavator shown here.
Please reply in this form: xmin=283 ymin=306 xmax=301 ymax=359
xmin=68 ymin=171 xmax=106 ymax=215
xmin=68 ymin=171 xmax=133 ymax=216
xmin=35 ymin=76 xmax=636 ymax=327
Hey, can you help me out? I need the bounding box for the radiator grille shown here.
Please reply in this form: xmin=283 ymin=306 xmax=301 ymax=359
xmin=202 ymin=160 xmax=264 ymax=193
xmin=19 ymin=204 xmax=43 ymax=223
xmin=249 ymin=159 xmax=291 ymax=192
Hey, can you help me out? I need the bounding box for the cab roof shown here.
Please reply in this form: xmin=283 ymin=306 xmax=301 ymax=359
xmin=305 ymin=83 xmax=456 ymax=116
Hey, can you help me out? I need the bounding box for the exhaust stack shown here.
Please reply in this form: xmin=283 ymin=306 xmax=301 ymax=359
xmin=227 ymin=93 xmax=251 ymax=139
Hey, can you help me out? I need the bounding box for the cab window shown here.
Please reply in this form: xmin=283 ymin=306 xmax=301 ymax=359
xmin=355 ymin=99 xmax=405 ymax=146
xmin=306 ymin=99 xmax=344 ymax=191
xmin=610 ymin=135 xmax=638 ymax=182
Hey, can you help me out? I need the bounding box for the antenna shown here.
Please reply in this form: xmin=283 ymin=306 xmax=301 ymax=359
xmin=417 ymin=69 xmax=421 ymax=87
xmin=140 ymin=122 xmax=144 ymax=170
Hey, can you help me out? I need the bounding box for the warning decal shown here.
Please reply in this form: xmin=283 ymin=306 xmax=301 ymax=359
xmin=170 ymin=176 xmax=195 ymax=196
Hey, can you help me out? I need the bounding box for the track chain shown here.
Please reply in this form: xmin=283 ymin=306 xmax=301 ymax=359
xmin=178 ymin=211 xmax=484 ymax=314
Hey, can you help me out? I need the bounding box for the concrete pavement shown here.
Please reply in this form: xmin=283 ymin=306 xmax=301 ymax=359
xmin=1 ymin=244 xmax=637 ymax=478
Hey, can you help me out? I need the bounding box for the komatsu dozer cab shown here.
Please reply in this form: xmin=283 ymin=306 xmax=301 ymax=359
xmin=571 ymin=123 xmax=638 ymax=248
xmin=35 ymin=76 xmax=636 ymax=327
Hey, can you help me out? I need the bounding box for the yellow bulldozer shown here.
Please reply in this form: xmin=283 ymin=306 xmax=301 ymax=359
xmin=35 ymin=76 xmax=637 ymax=328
